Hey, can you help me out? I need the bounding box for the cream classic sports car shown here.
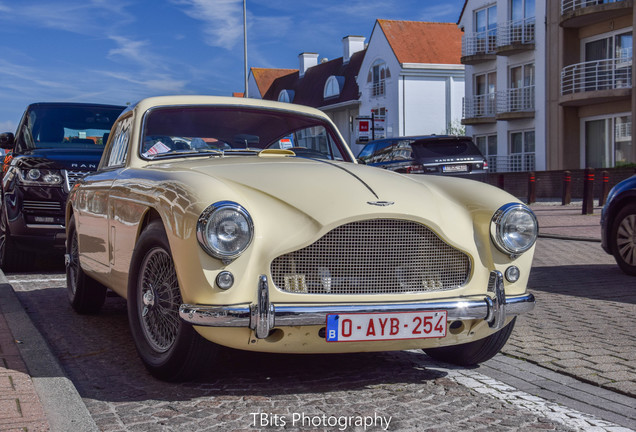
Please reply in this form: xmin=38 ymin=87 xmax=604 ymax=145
xmin=65 ymin=96 xmax=538 ymax=381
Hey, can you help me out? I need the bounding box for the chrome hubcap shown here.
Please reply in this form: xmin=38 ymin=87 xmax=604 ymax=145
xmin=139 ymin=248 xmax=181 ymax=353
xmin=617 ymin=214 xmax=636 ymax=266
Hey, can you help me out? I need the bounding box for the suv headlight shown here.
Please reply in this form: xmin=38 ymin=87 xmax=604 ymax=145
xmin=197 ymin=201 xmax=253 ymax=262
xmin=18 ymin=168 xmax=64 ymax=185
xmin=491 ymin=203 xmax=538 ymax=255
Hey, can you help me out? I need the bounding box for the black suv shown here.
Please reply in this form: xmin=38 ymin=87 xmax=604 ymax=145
xmin=0 ymin=102 xmax=125 ymax=271
xmin=357 ymin=135 xmax=488 ymax=178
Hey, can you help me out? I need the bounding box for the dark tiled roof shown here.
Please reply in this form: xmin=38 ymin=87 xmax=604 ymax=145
xmin=261 ymin=49 xmax=365 ymax=108
xmin=378 ymin=19 xmax=462 ymax=65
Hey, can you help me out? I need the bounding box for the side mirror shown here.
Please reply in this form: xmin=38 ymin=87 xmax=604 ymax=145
xmin=0 ymin=133 xmax=15 ymax=150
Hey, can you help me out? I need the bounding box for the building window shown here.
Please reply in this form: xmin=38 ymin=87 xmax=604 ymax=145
xmin=582 ymin=29 xmax=632 ymax=91
xmin=584 ymin=114 xmax=633 ymax=168
xmin=324 ymin=76 xmax=344 ymax=99
xmin=475 ymin=134 xmax=497 ymax=171
xmin=475 ymin=4 xmax=497 ymax=52
xmin=511 ymin=0 xmax=534 ymax=20
xmin=278 ymin=89 xmax=295 ymax=103
xmin=474 ymin=71 xmax=496 ymax=117
xmin=506 ymin=63 xmax=534 ymax=112
xmin=508 ymin=130 xmax=535 ymax=172
xmin=367 ymin=60 xmax=390 ymax=97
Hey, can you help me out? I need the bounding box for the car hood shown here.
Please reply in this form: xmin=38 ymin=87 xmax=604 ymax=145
xmin=13 ymin=147 xmax=103 ymax=171
xmin=160 ymin=156 xmax=516 ymax=235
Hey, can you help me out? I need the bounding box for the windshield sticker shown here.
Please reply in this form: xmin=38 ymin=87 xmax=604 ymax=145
xmin=143 ymin=141 xmax=171 ymax=157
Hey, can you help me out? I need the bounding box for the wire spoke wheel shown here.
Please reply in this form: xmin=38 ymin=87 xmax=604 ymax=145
xmin=138 ymin=247 xmax=182 ymax=353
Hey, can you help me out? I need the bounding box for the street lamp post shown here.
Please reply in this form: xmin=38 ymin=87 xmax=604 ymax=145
xmin=243 ymin=0 xmax=248 ymax=98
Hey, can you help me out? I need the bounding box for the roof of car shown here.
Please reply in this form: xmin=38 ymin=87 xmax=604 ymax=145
xmin=28 ymin=102 xmax=126 ymax=109
xmin=366 ymin=135 xmax=471 ymax=144
xmin=125 ymin=95 xmax=332 ymax=120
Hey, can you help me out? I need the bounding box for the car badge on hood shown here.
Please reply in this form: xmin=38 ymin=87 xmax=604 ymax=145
xmin=367 ymin=201 xmax=395 ymax=207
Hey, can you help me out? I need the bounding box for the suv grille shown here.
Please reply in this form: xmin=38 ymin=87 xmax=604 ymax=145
xmin=271 ymin=219 xmax=471 ymax=295
xmin=65 ymin=170 xmax=90 ymax=190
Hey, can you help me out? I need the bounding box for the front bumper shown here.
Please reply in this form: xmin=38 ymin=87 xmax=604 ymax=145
xmin=179 ymin=271 xmax=535 ymax=339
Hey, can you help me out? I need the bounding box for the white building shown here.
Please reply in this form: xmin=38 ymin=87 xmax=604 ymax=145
xmin=248 ymin=19 xmax=465 ymax=156
xmin=458 ymin=0 xmax=546 ymax=172
xmin=356 ymin=20 xmax=465 ymax=155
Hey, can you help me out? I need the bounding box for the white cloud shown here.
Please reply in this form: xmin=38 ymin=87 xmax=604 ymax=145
xmin=171 ymin=0 xmax=244 ymax=50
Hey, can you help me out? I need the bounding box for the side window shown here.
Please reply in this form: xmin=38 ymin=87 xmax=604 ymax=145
xmin=105 ymin=116 xmax=132 ymax=168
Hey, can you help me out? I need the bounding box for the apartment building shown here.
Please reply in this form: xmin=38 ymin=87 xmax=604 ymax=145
xmin=458 ymin=0 xmax=546 ymax=172
xmin=547 ymin=0 xmax=634 ymax=170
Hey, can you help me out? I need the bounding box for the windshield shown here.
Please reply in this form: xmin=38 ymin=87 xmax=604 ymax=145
xmin=21 ymin=104 xmax=123 ymax=150
xmin=141 ymin=106 xmax=348 ymax=161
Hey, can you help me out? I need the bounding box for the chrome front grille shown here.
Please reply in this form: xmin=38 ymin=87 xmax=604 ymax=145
xmin=23 ymin=200 xmax=62 ymax=212
xmin=271 ymin=219 xmax=471 ymax=295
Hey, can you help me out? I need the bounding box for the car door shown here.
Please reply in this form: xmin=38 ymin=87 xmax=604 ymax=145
xmin=75 ymin=115 xmax=132 ymax=282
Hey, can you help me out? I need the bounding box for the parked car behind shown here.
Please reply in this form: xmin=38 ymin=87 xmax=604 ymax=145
xmin=358 ymin=135 xmax=488 ymax=178
xmin=0 ymin=102 xmax=125 ymax=271
xmin=65 ymin=96 xmax=537 ymax=381
xmin=601 ymin=174 xmax=636 ymax=276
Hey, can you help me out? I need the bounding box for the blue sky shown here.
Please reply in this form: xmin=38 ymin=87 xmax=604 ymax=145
xmin=0 ymin=0 xmax=464 ymax=132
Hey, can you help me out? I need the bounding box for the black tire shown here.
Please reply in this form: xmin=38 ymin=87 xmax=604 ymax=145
xmin=66 ymin=216 xmax=107 ymax=314
xmin=127 ymin=219 xmax=216 ymax=381
xmin=610 ymin=203 xmax=636 ymax=276
xmin=424 ymin=317 xmax=516 ymax=366
xmin=0 ymin=209 xmax=30 ymax=272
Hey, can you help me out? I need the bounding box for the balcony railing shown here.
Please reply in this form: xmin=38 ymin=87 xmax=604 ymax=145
xmin=497 ymin=86 xmax=535 ymax=114
xmin=368 ymin=81 xmax=386 ymax=97
xmin=561 ymin=57 xmax=632 ymax=95
xmin=463 ymin=94 xmax=497 ymax=119
xmin=497 ymin=17 xmax=535 ymax=47
xmin=487 ymin=154 xmax=536 ymax=173
xmin=562 ymin=0 xmax=626 ymax=15
xmin=461 ymin=30 xmax=497 ymax=57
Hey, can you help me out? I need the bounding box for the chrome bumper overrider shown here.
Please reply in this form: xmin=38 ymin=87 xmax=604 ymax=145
xmin=179 ymin=271 xmax=535 ymax=339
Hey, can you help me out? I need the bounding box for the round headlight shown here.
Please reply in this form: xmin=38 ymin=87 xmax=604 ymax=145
xmin=491 ymin=203 xmax=538 ymax=255
xmin=197 ymin=201 xmax=253 ymax=261
xmin=27 ymin=169 xmax=41 ymax=180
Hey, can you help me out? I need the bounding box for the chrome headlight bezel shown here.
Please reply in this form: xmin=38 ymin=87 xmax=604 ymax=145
xmin=197 ymin=201 xmax=254 ymax=262
xmin=490 ymin=203 xmax=538 ymax=256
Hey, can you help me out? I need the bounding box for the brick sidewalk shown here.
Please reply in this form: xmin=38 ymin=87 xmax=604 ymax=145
xmin=0 ymin=307 xmax=49 ymax=432
xmin=529 ymin=202 xmax=602 ymax=241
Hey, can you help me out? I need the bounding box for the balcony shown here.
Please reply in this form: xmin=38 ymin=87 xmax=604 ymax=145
xmin=561 ymin=0 xmax=633 ymax=28
xmin=488 ymin=154 xmax=536 ymax=173
xmin=496 ymin=18 xmax=535 ymax=55
xmin=496 ymin=86 xmax=535 ymax=119
xmin=462 ymin=94 xmax=497 ymax=124
xmin=561 ymin=57 xmax=632 ymax=105
xmin=461 ymin=31 xmax=497 ymax=64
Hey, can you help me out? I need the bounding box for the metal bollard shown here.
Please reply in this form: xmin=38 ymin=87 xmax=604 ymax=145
xmin=562 ymin=170 xmax=571 ymax=205
xmin=527 ymin=171 xmax=536 ymax=204
xmin=582 ymin=167 xmax=595 ymax=215
xmin=599 ymin=171 xmax=610 ymax=207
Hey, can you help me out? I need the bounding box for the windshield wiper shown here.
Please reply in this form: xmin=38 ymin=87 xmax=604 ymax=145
xmin=144 ymin=149 xmax=223 ymax=159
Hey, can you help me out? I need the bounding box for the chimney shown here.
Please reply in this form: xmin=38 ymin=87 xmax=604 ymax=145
xmin=299 ymin=52 xmax=319 ymax=78
xmin=342 ymin=35 xmax=365 ymax=64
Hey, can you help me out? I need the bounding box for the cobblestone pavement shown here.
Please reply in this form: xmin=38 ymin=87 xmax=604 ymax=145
xmin=2 ymin=235 xmax=635 ymax=431
xmin=503 ymin=238 xmax=636 ymax=397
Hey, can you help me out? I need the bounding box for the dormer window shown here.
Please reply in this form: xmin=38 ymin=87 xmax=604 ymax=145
xmin=367 ymin=60 xmax=390 ymax=97
xmin=278 ymin=89 xmax=295 ymax=103
xmin=324 ymin=76 xmax=344 ymax=99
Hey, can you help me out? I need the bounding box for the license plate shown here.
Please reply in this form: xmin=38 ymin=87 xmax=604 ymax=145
xmin=325 ymin=311 xmax=447 ymax=342
xmin=442 ymin=164 xmax=468 ymax=173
